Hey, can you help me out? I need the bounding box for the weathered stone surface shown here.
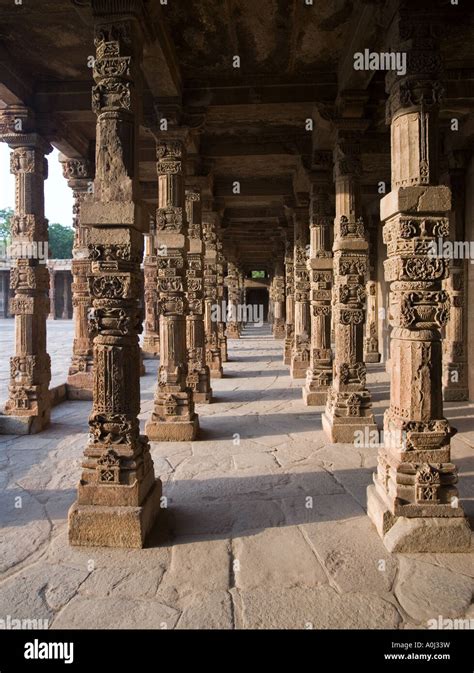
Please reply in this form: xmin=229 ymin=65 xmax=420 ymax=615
xmin=239 ymin=586 xmax=402 ymax=629
xmin=394 ymin=557 xmax=474 ymax=623
xmin=176 ymin=591 xmax=234 ymax=629
xmin=159 ymin=539 xmax=231 ymax=594
xmin=51 ymin=596 xmax=180 ymax=630
xmin=233 ymin=526 xmax=328 ymax=589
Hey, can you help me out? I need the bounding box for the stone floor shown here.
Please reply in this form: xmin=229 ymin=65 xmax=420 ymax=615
xmin=0 ymin=323 xmax=473 ymax=629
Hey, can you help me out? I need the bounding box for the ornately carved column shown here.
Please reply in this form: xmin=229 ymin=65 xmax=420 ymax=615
xmin=322 ymin=125 xmax=377 ymax=442
xmin=142 ymin=223 xmax=160 ymax=357
xmin=290 ymin=206 xmax=311 ymax=378
xmin=69 ymin=7 xmax=162 ymax=548
xmin=442 ymin=164 xmax=468 ymax=401
xmin=283 ymin=239 xmax=294 ymax=365
xmin=225 ymin=260 xmax=241 ymax=338
xmin=185 ymin=187 xmax=212 ymax=403
xmin=145 ymin=135 xmax=199 ymax=440
xmin=367 ymin=6 xmax=470 ymax=551
xmin=60 ymin=156 xmax=95 ymax=399
xmin=203 ymin=210 xmax=224 ymax=377
xmin=0 ymin=107 xmax=52 ymax=435
xmin=271 ymin=248 xmax=286 ymax=339
xmin=364 ymin=281 xmax=381 ymax=363
xmin=216 ymin=239 xmax=228 ymax=361
xmin=303 ymin=165 xmax=334 ymax=405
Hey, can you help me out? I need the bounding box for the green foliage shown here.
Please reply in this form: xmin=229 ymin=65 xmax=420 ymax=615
xmin=0 ymin=207 xmax=13 ymax=244
xmin=251 ymin=270 xmax=266 ymax=279
xmin=48 ymin=223 xmax=74 ymax=259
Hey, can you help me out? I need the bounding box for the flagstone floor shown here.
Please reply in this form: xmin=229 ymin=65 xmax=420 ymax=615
xmin=0 ymin=322 xmax=473 ymax=629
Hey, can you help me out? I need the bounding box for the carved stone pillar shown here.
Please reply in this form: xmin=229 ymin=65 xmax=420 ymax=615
xmin=60 ymin=156 xmax=95 ymax=399
xmin=290 ymin=206 xmax=311 ymax=378
xmin=0 ymin=107 xmax=52 ymax=435
xmin=322 ymin=125 xmax=377 ymax=442
xmin=283 ymin=239 xmax=294 ymax=365
xmin=203 ymin=210 xmax=224 ymax=377
xmin=271 ymin=251 xmax=286 ymax=339
xmin=225 ymin=260 xmax=241 ymax=339
xmin=364 ymin=280 xmax=381 ymax=363
xmin=142 ymin=226 xmax=160 ymax=357
xmin=367 ymin=7 xmax=470 ymax=551
xmin=216 ymin=239 xmax=228 ymax=362
xmin=442 ymin=165 xmax=468 ymax=401
xmin=185 ymin=187 xmax=212 ymax=403
xmin=144 ymin=135 xmax=199 ymax=440
xmin=303 ymin=165 xmax=334 ymax=405
xmin=69 ymin=7 xmax=162 ymax=548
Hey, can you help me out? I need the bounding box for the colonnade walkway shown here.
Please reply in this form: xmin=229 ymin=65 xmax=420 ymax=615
xmin=0 ymin=323 xmax=473 ymax=628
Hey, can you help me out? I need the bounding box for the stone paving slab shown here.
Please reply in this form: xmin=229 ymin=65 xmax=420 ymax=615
xmin=0 ymin=324 xmax=472 ymax=629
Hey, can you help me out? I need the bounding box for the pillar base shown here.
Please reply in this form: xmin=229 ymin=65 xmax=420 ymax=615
xmin=210 ymin=368 xmax=224 ymax=379
xmin=364 ymin=352 xmax=381 ymax=363
xmin=67 ymin=372 xmax=93 ymax=400
xmin=193 ymin=391 xmax=212 ymax=404
xmin=142 ymin=336 xmax=160 ymax=359
xmin=443 ymin=387 xmax=469 ymax=402
xmin=68 ymin=479 xmax=163 ymax=549
xmin=302 ymin=386 xmax=329 ymax=406
xmin=367 ymin=485 xmax=471 ymax=553
xmin=322 ymin=411 xmax=378 ymax=444
xmin=145 ymin=415 xmax=199 ymax=441
xmin=0 ymin=412 xmax=50 ymax=435
xmin=290 ymin=361 xmax=307 ymax=379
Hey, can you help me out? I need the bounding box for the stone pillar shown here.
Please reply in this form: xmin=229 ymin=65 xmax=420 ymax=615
xmin=144 ymin=134 xmax=199 ymax=440
xmin=49 ymin=267 xmax=57 ymax=320
xmin=60 ymin=156 xmax=95 ymax=399
xmin=364 ymin=281 xmax=381 ymax=363
xmin=225 ymin=260 xmax=241 ymax=338
xmin=303 ymin=164 xmax=334 ymax=405
xmin=142 ymin=225 xmax=160 ymax=357
xmin=367 ymin=6 xmax=470 ymax=551
xmin=216 ymin=239 xmax=228 ymax=362
xmin=322 ymin=125 xmax=377 ymax=442
xmin=283 ymin=239 xmax=294 ymax=365
xmin=203 ymin=210 xmax=224 ymax=377
xmin=0 ymin=107 xmax=52 ymax=435
xmin=69 ymin=6 xmax=162 ymax=548
xmin=185 ymin=187 xmax=212 ymax=403
xmin=442 ymin=165 xmax=468 ymax=401
xmin=271 ymin=251 xmax=286 ymax=339
xmin=290 ymin=206 xmax=311 ymax=378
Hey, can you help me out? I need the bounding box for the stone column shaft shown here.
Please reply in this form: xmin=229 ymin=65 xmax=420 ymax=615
xmin=216 ymin=239 xmax=228 ymax=361
xmin=367 ymin=6 xmax=469 ymax=551
xmin=203 ymin=211 xmax=224 ymax=377
xmin=142 ymin=223 xmax=160 ymax=357
xmin=290 ymin=207 xmax=311 ymax=378
xmin=0 ymin=107 xmax=52 ymax=435
xmin=61 ymin=157 xmax=95 ymax=399
xmin=304 ymin=164 xmax=334 ymax=405
xmin=364 ymin=280 xmax=381 ymax=363
xmin=283 ymin=239 xmax=294 ymax=365
xmin=226 ymin=260 xmax=241 ymax=338
xmin=322 ymin=125 xmax=377 ymax=442
xmin=185 ymin=187 xmax=212 ymax=403
xmin=145 ymin=135 xmax=199 ymax=440
xmin=69 ymin=8 xmax=161 ymax=548
xmin=271 ymin=250 xmax=286 ymax=339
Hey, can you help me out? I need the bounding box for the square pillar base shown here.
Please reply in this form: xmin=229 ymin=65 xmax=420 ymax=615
xmin=193 ymin=391 xmax=212 ymax=404
xmin=145 ymin=416 xmax=199 ymax=441
xmin=68 ymin=479 xmax=163 ymax=549
xmin=322 ymin=411 xmax=378 ymax=444
xmin=210 ymin=368 xmax=224 ymax=379
xmin=367 ymin=485 xmax=471 ymax=553
xmin=290 ymin=361 xmax=307 ymax=379
xmin=302 ymin=386 xmax=329 ymax=406
xmin=364 ymin=353 xmax=381 ymax=363
xmin=0 ymin=412 xmax=50 ymax=436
